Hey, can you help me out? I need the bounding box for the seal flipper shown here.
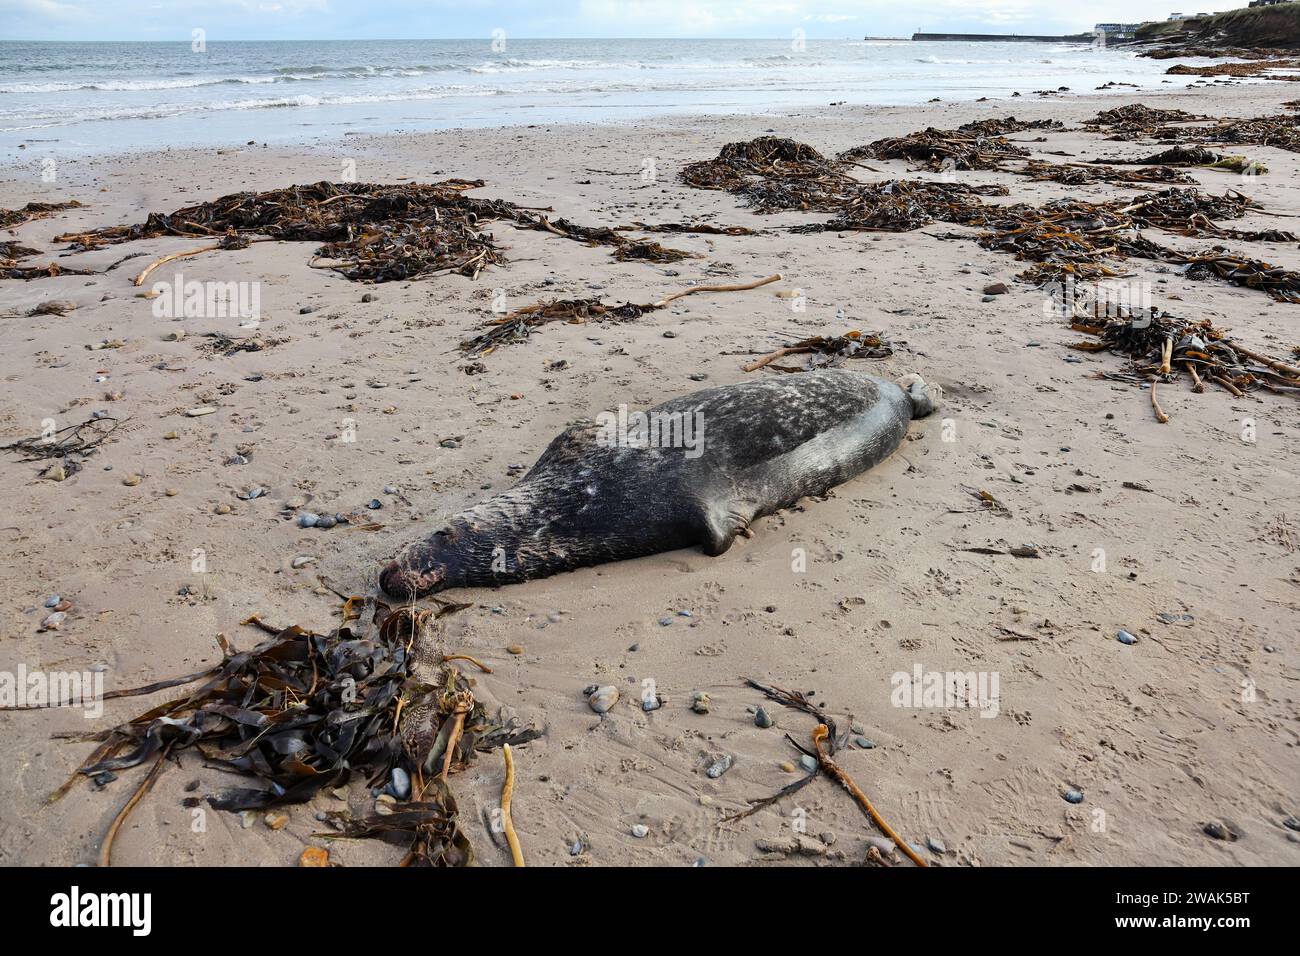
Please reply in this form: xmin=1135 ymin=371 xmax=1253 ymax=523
xmin=697 ymin=501 xmax=756 ymax=557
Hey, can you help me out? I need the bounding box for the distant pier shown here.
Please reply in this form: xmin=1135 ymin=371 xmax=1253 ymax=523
xmin=909 ymin=32 xmax=1096 ymax=43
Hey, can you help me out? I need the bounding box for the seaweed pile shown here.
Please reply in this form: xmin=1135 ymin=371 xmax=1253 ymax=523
xmin=1072 ymin=310 xmax=1300 ymax=407
xmin=1094 ymin=145 xmax=1264 ymax=172
xmin=52 ymin=180 xmax=691 ymax=284
xmin=1165 ymin=59 xmax=1300 ymax=79
xmin=0 ymin=200 xmax=82 ymax=229
xmin=1020 ymin=159 xmax=1197 ymax=186
xmin=680 ymin=136 xmax=862 ymax=212
xmin=842 ymin=125 xmax=1030 ymax=172
xmin=1 ymin=415 xmax=123 ymax=481
xmin=1082 ymin=104 xmax=1212 ymax=140
xmin=796 ymin=179 xmax=1006 ymax=233
xmin=34 ymin=597 xmax=539 ymax=866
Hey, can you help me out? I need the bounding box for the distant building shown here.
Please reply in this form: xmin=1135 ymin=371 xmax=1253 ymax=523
xmin=1095 ymin=22 xmax=1142 ymax=38
xmin=1167 ymin=13 xmax=1187 ymax=20
xmin=1248 ymin=0 xmax=1286 ymax=7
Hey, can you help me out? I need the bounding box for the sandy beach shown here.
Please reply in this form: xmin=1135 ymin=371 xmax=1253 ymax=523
xmin=1 ymin=82 xmax=1297 ymax=867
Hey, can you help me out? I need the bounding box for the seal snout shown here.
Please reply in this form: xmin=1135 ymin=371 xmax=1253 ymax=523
xmin=895 ymin=372 xmax=942 ymax=419
xmin=379 ymin=560 xmax=445 ymax=600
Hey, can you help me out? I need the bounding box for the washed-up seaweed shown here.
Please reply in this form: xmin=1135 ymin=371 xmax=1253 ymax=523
xmin=843 ymin=126 xmax=1029 ymax=172
xmin=680 ymin=137 xmax=862 ymax=213
xmin=1 ymin=414 xmax=123 ymax=479
xmin=1174 ymin=250 xmax=1300 ymax=302
xmin=0 ymin=199 xmax=82 ymax=229
xmin=461 ymin=273 xmax=782 ymax=357
xmin=741 ymin=330 xmax=892 ymax=372
xmin=31 ymin=597 xmax=538 ymax=866
xmin=0 ymin=241 xmax=41 ymax=262
xmin=1082 ymin=103 xmax=1213 ymax=140
xmin=1020 ymin=159 xmax=1197 ymax=186
xmin=2 ymin=261 xmax=99 ymax=280
xmin=615 ymin=221 xmax=757 ymax=236
xmin=1071 ymin=309 xmax=1300 ymax=410
xmin=1093 ymin=145 xmax=1264 ymax=172
xmin=51 ymin=180 xmax=691 ymax=285
xmin=796 ymin=179 xmax=1005 ymax=233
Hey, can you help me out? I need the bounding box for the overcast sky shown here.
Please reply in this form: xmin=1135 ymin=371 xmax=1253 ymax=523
xmin=1 ymin=0 xmax=1247 ymax=42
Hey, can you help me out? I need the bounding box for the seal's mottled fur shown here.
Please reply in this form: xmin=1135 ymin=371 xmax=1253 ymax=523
xmin=380 ymin=369 xmax=939 ymax=598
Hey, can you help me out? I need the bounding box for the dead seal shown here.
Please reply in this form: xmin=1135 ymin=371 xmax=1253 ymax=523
xmin=380 ymin=369 xmax=939 ymax=598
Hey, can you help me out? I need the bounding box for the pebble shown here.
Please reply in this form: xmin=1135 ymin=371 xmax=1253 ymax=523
xmin=799 ymin=754 xmax=817 ymax=773
xmin=387 ymin=767 xmax=411 ymax=800
xmin=928 ymin=837 xmax=947 ymax=854
xmin=41 ymin=611 xmax=67 ymax=630
xmin=754 ymin=707 xmax=775 ymax=728
xmin=383 ymin=485 xmax=398 ymax=494
xmin=214 ymin=503 xmax=232 ymax=515
xmin=315 ymin=515 xmax=337 ymax=529
xmin=658 ymin=617 xmax=672 ymax=626
xmin=361 ymin=293 xmax=375 ymax=303
xmin=1064 ymin=788 xmax=1084 ymax=804
xmin=240 ymin=811 xmax=257 ymax=829
xmin=186 ymin=406 xmax=218 ymax=417
xmin=779 ymin=761 xmax=796 ymax=773
xmin=587 ymin=685 xmax=619 ymax=714
xmin=367 ymin=498 xmax=382 ymax=510
xmin=374 ymin=794 xmax=396 ymax=816
xmin=1116 ymin=629 xmax=1139 ymax=645
xmin=291 ymin=556 xmax=317 ymax=569
xmin=690 ymin=691 xmax=710 ymax=714
xmin=44 ymin=595 xmax=61 ymax=608
xmin=854 ymin=736 xmax=876 ymax=749
xmin=688 ymin=373 xmax=708 ymax=381
xmin=121 ymin=474 xmax=141 ymax=487
xmin=298 ymin=847 xmax=330 ymax=867
xmin=705 ymin=754 xmax=733 ymax=779
xmin=264 ymin=811 xmax=289 ymax=830
xmin=983 ymin=282 xmax=1009 ymax=295
xmin=506 ymin=644 xmax=525 ymax=655
xmin=165 ymin=488 xmax=179 ymax=497
xmin=641 ymin=695 xmax=662 ymax=712
xmin=630 ymin=824 xmax=649 ymax=838
xmin=298 ymin=512 xmax=319 ymax=528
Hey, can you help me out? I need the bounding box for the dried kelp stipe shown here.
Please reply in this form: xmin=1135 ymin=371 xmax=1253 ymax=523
xmin=2 ymin=261 xmax=99 ymax=281
xmin=742 ymin=330 xmax=892 ymax=372
xmin=1 ymin=415 xmax=123 ymax=480
xmin=843 ymin=123 xmax=1032 ymax=172
xmin=53 ymin=180 xmax=690 ymax=285
xmin=0 ymin=199 xmax=83 ymax=229
xmin=37 ymin=598 xmax=539 ymax=866
xmin=1093 ymin=145 xmax=1265 ymax=172
xmin=461 ymin=273 xmax=782 ymax=357
xmin=1071 ymin=311 xmax=1300 ymax=404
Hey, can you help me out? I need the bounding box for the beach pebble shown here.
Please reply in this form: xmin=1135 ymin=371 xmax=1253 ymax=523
xmin=186 ymin=406 xmax=218 ymax=417
xmin=315 ymin=515 xmax=337 ymax=529
xmin=799 ymin=754 xmax=817 ymax=773
xmin=705 ymin=754 xmax=733 ymax=779
xmin=122 ymin=473 xmax=141 ymax=486
xmin=44 ymin=595 xmax=61 ymax=608
xmin=854 ymin=736 xmax=876 ymax=749
xmin=506 ymin=644 xmax=524 ymax=655
xmin=374 ymin=794 xmax=396 ymax=816
xmin=983 ymin=282 xmax=1009 ymax=296
xmin=291 ymin=556 xmax=317 ymax=569
xmin=264 ymin=811 xmax=289 ymax=831
xmin=214 ymin=503 xmax=232 ymax=515
xmin=779 ymin=761 xmax=796 ymax=773
xmin=691 ymin=691 xmax=710 ymax=714
xmin=298 ymin=847 xmax=330 ymax=867
xmin=928 ymin=837 xmax=947 ymax=854
xmin=387 ymin=767 xmax=411 ymax=800
xmin=641 ymin=694 xmax=662 ymax=712
xmin=587 ymin=685 xmax=619 ymax=713
xmin=41 ymin=611 xmax=67 ymax=630
xmin=297 ymin=511 xmax=319 ymax=528
xmin=1064 ymin=788 xmax=1084 ymax=804
xmin=383 ymin=485 xmax=398 ymax=494
xmin=630 ymin=824 xmax=649 ymax=838
xmin=754 ymin=707 xmax=775 ymax=728
xmin=366 ymin=498 xmax=382 ymax=510
xmin=1116 ymin=629 xmax=1139 ymax=645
